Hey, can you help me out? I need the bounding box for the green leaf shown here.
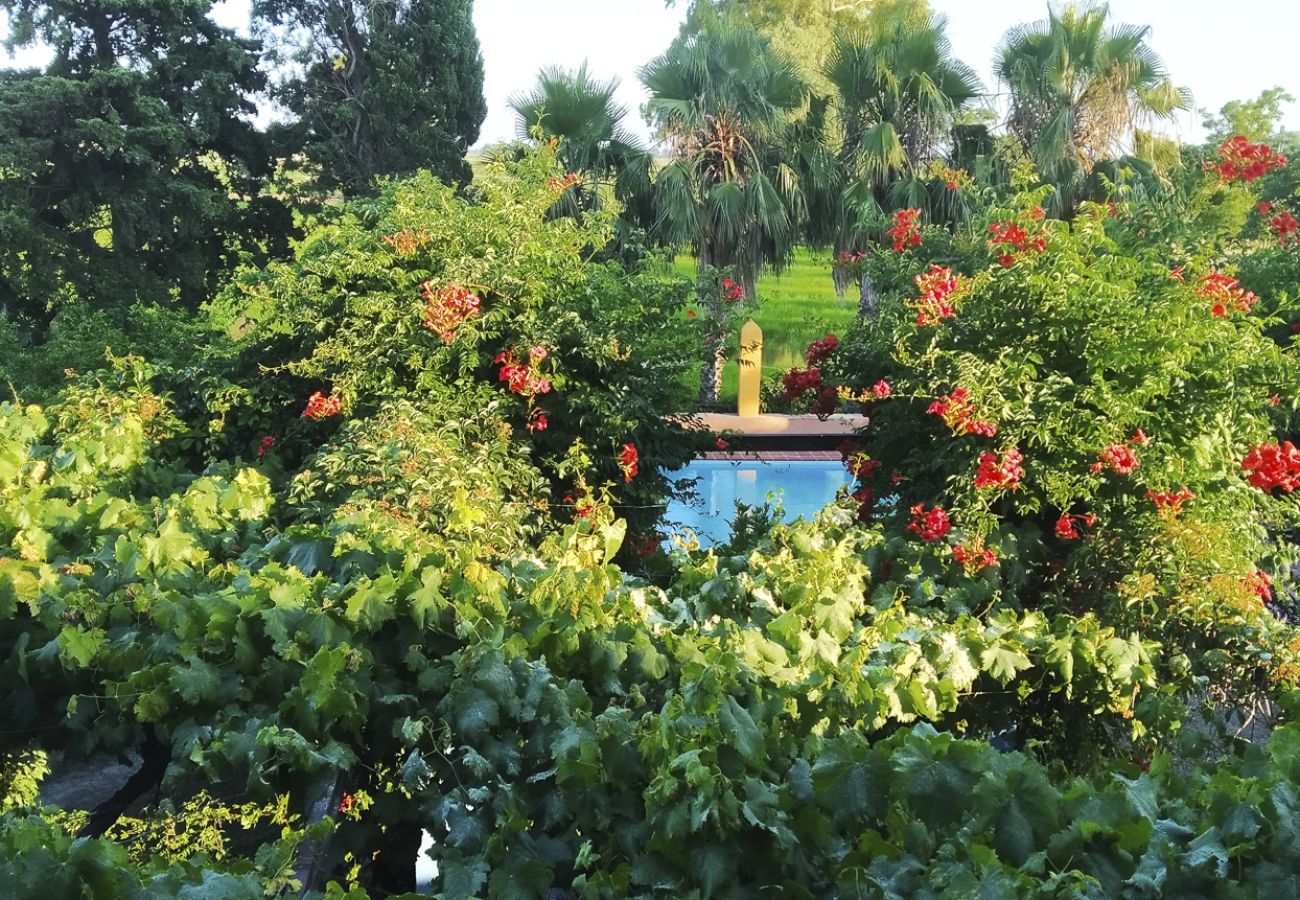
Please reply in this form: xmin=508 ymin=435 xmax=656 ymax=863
xmin=980 ymin=644 xmax=1032 ymax=683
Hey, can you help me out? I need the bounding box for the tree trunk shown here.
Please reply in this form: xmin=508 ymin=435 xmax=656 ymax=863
xmin=857 ymin=271 xmax=879 ymax=320
xmin=697 ymin=333 xmax=725 ymax=409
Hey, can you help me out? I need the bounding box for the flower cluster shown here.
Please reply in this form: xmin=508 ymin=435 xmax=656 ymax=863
xmin=495 ymin=347 xmax=553 ymax=399
xmin=782 ymin=367 xmax=824 ymax=400
xmin=987 ymin=218 xmax=1046 ymax=267
xmin=526 ymin=409 xmax=549 ymax=433
xmin=1054 ymin=512 xmax=1097 ymax=540
xmin=1211 ymin=135 xmax=1288 ymax=183
xmin=846 ymin=452 xmax=882 ymax=479
xmin=913 ymin=265 xmax=963 ymax=327
xmin=1147 ymin=487 xmax=1194 ymax=513
xmin=1092 ymin=442 xmax=1140 ymax=475
xmin=927 ymin=387 xmax=997 ymax=437
xmin=1270 ymin=210 xmax=1299 ymax=246
xmin=620 ymin=442 xmax=639 ymax=483
xmin=1245 ymin=570 xmax=1273 ymax=602
xmin=833 ymin=249 xmax=868 ymax=278
xmin=1197 ymin=271 xmax=1258 ymax=317
xmin=382 ymin=229 xmax=431 ymax=256
xmin=907 ymin=503 xmax=952 ymax=542
xmin=720 ymin=277 xmax=745 ymax=303
xmin=563 ymin=491 xmax=596 ymax=519
xmin=805 ymin=333 xmax=839 ymax=366
xmin=546 ymin=171 xmax=581 ymax=192
xmin=1241 ymin=440 xmax=1300 ymax=494
xmin=974 ymin=448 xmax=1024 ymax=490
xmin=952 ymin=539 xmax=997 ymax=571
xmin=302 ymin=391 xmax=342 ymax=420
xmin=257 ymin=435 xmax=276 ymax=458
xmin=850 ymin=484 xmax=873 ymax=521
xmin=885 ymin=208 xmax=922 ymax=252
xmin=420 ymin=282 xmax=483 ymax=342
xmin=929 ymin=161 xmax=968 ymax=191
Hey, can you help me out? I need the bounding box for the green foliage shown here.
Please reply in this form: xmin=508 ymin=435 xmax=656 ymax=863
xmin=1 ymin=378 xmax=1298 ymax=895
xmin=508 ymin=64 xmax=652 ymax=223
xmin=995 ymin=3 xmax=1190 ymax=215
xmin=0 ymin=0 xmax=289 ymax=328
xmin=826 ymin=181 xmax=1300 ymax=752
xmin=200 ymin=147 xmax=700 ymax=531
xmin=0 ymin=751 xmax=47 ymax=811
xmin=1203 ymin=87 xmax=1297 ymax=145
xmin=254 ymin=0 xmax=487 ymax=195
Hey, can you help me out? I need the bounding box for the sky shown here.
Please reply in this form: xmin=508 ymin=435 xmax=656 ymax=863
xmin=7 ymin=1 xmax=1300 ymax=149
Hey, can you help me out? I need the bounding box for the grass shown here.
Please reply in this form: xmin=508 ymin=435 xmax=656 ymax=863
xmin=670 ymin=248 xmax=858 ymax=405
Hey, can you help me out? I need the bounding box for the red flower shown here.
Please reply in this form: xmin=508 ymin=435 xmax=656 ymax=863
xmin=1169 ymin=266 xmax=1185 ymax=282
xmin=1096 ymin=443 xmax=1139 ymax=475
xmin=885 ymin=208 xmax=923 ymax=252
xmin=907 ymin=503 xmax=952 ymax=542
xmin=257 ymin=435 xmax=276 ymax=458
xmin=871 ymin=379 xmax=892 ymax=399
xmin=1258 ymin=202 xmax=1274 ymax=215
xmin=1055 ymin=514 xmax=1080 ymax=540
xmin=620 ymin=442 xmax=639 ymax=483
xmin=1247 ymin=570 xmax=1273 ymax=601
xmin=495 ymin=349 xmax=552 ymax=399
xmin=338 ymin=793 xmax=356 ymax=815
xmin=913 ymin=265 xmax=962 ymax=326
xmin=851 ymin=484 xmax=874 ymax=521
xmin=526 ymin=411 xmax=549 ymax=433
xmin=974 ymin=448 xmax=1024 ymax=490
xmin=952 ymin=540 xmax=997 ymax=570
xmin=686 ymin=310 xmax=696 ymax=318
xmin=846 ymin=453 xmax=882 ymax=479
xmin=302 ymin=391 xmax=342 ymax=421
xmin=1198 ymin=271 xmax=1257 ymax=316
xmin=420 ymin=282 xmax=483 ymax=343
xmin=1270 ymin=211 xmax=1299 ymax=246
xmin=1271 ymin=394 xmax=1283 ymax=406
xmin=782 ymin=367 xmax=824 ymax=401
xmin=720 ymin=277 xmax=745 ymax=303
xmin=988 ymin=219 xmax=1047 ymax=265
xmin=715 ymin=437 xmax=729 ymax=451
xmin=928 ymin=387 xmax=997 ymax=437
xmin=806 ymin=333 xmax=839 ymax=366
xmin=1212 ymin=135 xmax=1287 ymax=183
xmin=1147 ymin=487 xmax=1194 ymax=514
xmin=382 ymin=229 xmax=433 ymax=255
xmin=1242 ymin=441 xmax=1300 ymax=493
xmin=1130 ymin=428 xmax=1150 ymax=446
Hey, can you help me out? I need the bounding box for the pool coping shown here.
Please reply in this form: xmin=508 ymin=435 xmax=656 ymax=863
xmin=698 ymin=451 xmax=844 ymax=461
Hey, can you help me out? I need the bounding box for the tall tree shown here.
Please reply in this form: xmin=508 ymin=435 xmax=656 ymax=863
xmin=0 ymin=0 xmax=280 ymax=330
xmin=254 ymin=0 xmax=487 ymax=195
xmin=815 ymin=0 xmax=980 ymax=314
xmin=995 ymin=2 xmax=1188 ymax=215
xmin=641 ymin=20 xmax=811 ymax=405
xmin=509 ymin=63 xmax=652 ymax=220
xmin=1202 ymin=87 xmax=1295 ymax=146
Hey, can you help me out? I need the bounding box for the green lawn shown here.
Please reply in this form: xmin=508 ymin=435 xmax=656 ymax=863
xmin=670 ymin=248 xmax=857 ymax=405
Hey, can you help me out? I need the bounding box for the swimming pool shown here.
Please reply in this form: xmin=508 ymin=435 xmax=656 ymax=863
xmin=664 ymin=458 xmax=854 ymax=546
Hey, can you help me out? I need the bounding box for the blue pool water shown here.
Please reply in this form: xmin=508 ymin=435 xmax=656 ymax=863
xmin=664 ymin=459 xmax=853 ymax=546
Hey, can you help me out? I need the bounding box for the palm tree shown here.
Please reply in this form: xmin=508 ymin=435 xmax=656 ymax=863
xmin=995 ymin=2 xmax=1189 ymax=216
xmin=640 ymin=21 xmax=811 ymax=405
xmin=509 ymin=63 xmax=652 ymax=219
xmin=815 ymin=2 xmax=981 ymax=315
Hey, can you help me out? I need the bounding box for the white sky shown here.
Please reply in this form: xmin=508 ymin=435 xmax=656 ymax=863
xmin=8 ymin=1 xmax=1300 ymax=149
